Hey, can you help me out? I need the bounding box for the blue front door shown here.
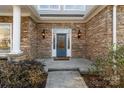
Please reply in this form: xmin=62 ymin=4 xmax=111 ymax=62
xmin=57 ymin=34 xmax=66 ymax=57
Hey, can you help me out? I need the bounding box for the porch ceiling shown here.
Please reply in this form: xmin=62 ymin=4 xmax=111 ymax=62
xmin=28 ymin=5 xmax=103 ymax=23
xmin=0 ymin=5 xmax=106 ymax=23
xmin=36 ymin=5 xmax=92 ymax=16
xmin=35 ymin=5 xmax=98 ymax=22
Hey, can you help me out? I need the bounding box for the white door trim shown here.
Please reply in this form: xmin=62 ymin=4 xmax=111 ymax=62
xmin=52 ymin=28 xmax=72 ymax=57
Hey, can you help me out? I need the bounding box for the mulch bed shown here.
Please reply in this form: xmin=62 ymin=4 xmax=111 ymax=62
xmin=83 ymin=74 xmax=111 ymax=88
xmin=83 ymin=74 xmax=124 ymax=88
xmin=0 ymin=59 xmax=48 ymax=88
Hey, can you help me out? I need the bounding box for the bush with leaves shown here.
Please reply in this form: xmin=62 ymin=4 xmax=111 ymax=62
xmin=0 ymin=60 xmax=47 ymax=88
xmin=89 ymin=45 xmax=124 ymax=87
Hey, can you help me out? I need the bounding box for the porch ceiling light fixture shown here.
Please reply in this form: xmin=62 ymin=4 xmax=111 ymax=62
xmin=77 ymin=30 xmax=81 ymax=39
xmin=42 ymin=29 xmax=46 ymax=39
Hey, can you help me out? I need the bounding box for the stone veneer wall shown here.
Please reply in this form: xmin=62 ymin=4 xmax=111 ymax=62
xmin=28 ymin=18 xmax=37 ymax=58
xmin=21 ymin=17 xmax=31 ymax=57
xmin=0 ymin=16 xmax=37 ymax=59
xmin=37 ymin=23 xmax=86 ymax=58
xmin=117 ymin=6 xmax=124 ymax=46
xmin=85 ymin=6 xmax=113 ymax=61
xmin=85 ymin=5 xmax=124 ymax=61
xmin=1 ymin=5 xmax=124 ymax=61
xmin=25 ymin=6 xmax=124 ymax=60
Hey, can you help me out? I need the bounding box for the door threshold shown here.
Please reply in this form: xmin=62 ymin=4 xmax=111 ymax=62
xmin=54 ymin=57 xmax=70 ymax=61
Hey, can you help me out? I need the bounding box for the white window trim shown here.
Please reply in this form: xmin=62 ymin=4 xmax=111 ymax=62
xmin=0 ymin=23 xmax=12 ymax=54
xmin=37 ymin=5 xmax=61 ymax=11
xmin=63 ymin=5 xmax=86 ymax=11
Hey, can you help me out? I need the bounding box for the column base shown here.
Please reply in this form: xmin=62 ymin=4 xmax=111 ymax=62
xmin=10 ymin=50 xmax=23 ymax=55
xmin=0 ymin=51 xmax=23 ymax=59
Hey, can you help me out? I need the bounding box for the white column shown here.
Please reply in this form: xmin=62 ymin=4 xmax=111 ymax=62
xmin=113 ymin=5 xmax=117 ymax=51
xmin=11 ymin=5 xmax=21 ymax=54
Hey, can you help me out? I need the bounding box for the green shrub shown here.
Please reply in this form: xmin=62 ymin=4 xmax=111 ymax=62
xmin=0 ymin=60 xmax=47 ymax=88
xmin=89 ymin=45 xmax=124 ymax=86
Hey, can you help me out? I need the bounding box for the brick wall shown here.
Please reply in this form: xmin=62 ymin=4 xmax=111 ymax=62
xmin=28 ymin=18 xmax=37 ymax=58
xmin=72 ymin=23 xmax=86 ymax=58
xmin=85 ymin=5 xmax=124 ymax=61
xmin=85 ymin=6 xmax=113 ymax=61
xmin=0 ymin=16 xmax=37 ymax=59
xmin=21 ymin=17 xmax=31 ymax=57
xmin=117 ymin=6 xmax=124 ymax=46
xmin=37 ymin=23 xmax=86 ymax=58
xmin=37 ymin=23 xmax=52 ymax=58
xmin=1 ymin=5 xmax=124 ymax=61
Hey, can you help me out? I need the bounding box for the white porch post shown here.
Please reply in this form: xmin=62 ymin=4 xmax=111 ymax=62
xmin=11 ymin=5 xmax=21 ymax=54
xmin=110 ymin=5 xmax=120 ymax=85
xmin=113 ymin=5 xmax=117 ymax=51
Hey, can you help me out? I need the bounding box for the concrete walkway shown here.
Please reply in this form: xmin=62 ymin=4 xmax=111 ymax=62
xmin=36 ymin=58 xmax=93 ymax=88
xmin=45 ymin=71 xmax=88 ymax=88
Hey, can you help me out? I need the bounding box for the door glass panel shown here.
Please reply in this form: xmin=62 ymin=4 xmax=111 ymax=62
xmin=57 ymin=35 xmax=65 ymax=49
xmin=53 ymin=34 xmax=55 ymax=49
xmin=68 ymin=35 xmax=70 ymax=49
xmin=57 ymin=34 xmax=66 ymax=57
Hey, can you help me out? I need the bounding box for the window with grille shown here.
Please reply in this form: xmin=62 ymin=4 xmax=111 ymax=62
xmin=38 ymin=5 xmax=60 ymax=10
xmin=64 ymin=5 xmax=86 ymax=11
xmin=0 ymin=23 xmax=11 ymax=51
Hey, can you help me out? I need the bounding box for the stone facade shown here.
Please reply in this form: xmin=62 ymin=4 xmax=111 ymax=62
xmin=85 ymin=5 xmax=124 ymax=61
xmin=0 ymin=16 xmax=37 ymax=59
xmin=21 ymin=17 xmax=31 ymax=57
xmin=37 ymin=23 xmax=86 ymax=58
xmin=28 ymin=18 xmax=37 ymax=59
xmin=85 ymin=6 xmax=113 ymax=61
xmin=117 ymin=6 xmax=124 ymax=45
xmin=1 ymin=5 xmax=124 ymax=61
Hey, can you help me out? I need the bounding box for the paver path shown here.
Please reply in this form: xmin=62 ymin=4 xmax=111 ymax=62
xmin=45 ymin=71 xmax=88 ymax=88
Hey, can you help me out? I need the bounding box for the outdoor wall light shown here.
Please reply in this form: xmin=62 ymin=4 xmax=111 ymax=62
xmin=77 ymin=30 xmax=81 ymax=39
xmin=42 ymin=29 xmax=46 ymax=39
